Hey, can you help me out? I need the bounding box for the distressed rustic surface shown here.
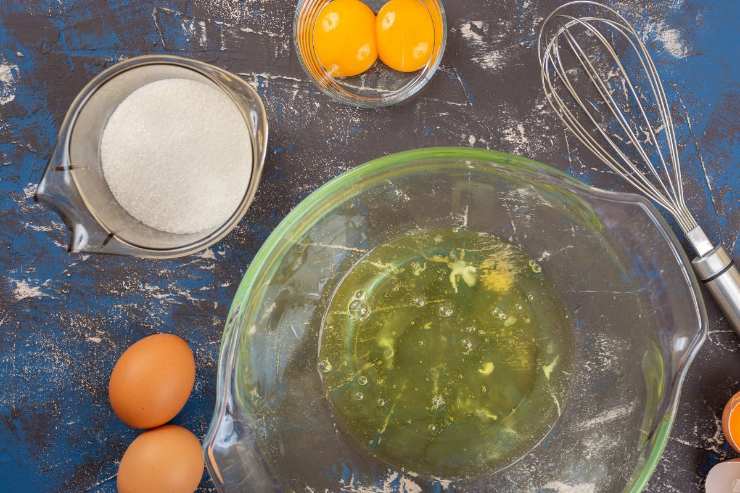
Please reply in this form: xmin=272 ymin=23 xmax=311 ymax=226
xmin=0 ymin=0 xmax=737 ymax=491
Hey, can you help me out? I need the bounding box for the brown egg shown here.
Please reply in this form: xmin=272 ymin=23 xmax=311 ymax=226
xmin=117 ymin=425 xmax=204 ymax=493
xmin=109 ymin=333 xmax=195 ymax=429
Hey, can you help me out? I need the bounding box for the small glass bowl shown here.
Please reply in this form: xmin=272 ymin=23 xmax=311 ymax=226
xmin=293 ymin=0 xmax=447 ymax=108
xmin=36 ymin=55 xmax=268 ymax=259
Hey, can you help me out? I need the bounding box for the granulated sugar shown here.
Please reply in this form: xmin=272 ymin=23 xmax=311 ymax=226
xmin=101 ymin=78 xmax=252 ymax=234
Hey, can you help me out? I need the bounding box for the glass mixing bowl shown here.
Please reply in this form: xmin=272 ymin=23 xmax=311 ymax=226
xmin=204 ymin=148 xmax=706 ymax=492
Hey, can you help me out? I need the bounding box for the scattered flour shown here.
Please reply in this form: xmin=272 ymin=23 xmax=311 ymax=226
xmin=657 ymin=27 xmax=689 ymax=58
xmin=383 ymin=472 xmax=422 ymax=493
xmin=196 ymin=248 xmax=217 ymax=260
xmin=192 ymin=0 xmax=253 ymax=24
xmin=197 ymin=20 xmax=208 ymax=47
xmin=638 ymin=14 xmax=690 ymax=59
xmin=0 ymin=59 xmax=19 ymax=105
xmin=458 ymin=20 xmax=506 ymax=70
xmin=337 ymin=470 xmax=424 ymax=493
xmin=472 ymin=51 xmax=505 ymax=70
xmin=502 ymin=123 xmax=529 ymax=151
xmin=576 ymin=402 xmax=637 ymax=431
xmin=12 ymin=279 xmax=49 ymax=301
xmin=542 ymin=481 xmax=596 ymax=493
xmin=459 ymin=20 xmax=486 ymax=46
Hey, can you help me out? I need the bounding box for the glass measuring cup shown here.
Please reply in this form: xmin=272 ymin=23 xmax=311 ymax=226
xmin=36 ymin=55 xmax=268 ymax=258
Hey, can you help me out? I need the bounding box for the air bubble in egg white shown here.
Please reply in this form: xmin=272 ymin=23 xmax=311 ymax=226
xmin=348 ymin=299 xmax=370 ymax=321
xmin=462 ymin=339 xmax=473 ymax=354
xmin=412 ymin=296 xmax=426 ymax=307
xmin=491 ymin=307 xmax=507 ymax=320
xmin=439 ymin=303 xmax=454 ymax=317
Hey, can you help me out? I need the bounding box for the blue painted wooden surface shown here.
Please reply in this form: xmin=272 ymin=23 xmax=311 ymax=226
xmin=0 ymin=1 xmax=737 ymax=491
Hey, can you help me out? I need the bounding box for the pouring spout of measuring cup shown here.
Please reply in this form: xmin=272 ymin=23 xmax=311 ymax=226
xmin=35 ymin=121 xmax=149 ymax=256
xmin=36 ymin=147 xmax=105 ymax=254
xmin=687 ymin=226 xmax=740 ymax=333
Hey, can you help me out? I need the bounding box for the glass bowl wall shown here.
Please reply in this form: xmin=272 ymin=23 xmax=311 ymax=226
xmin=205 ymin=148 xmax=706 ymax=492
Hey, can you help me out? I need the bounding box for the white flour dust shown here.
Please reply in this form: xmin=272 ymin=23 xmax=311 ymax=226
xmin=0 ymin=59 xmax=19 ymax=105
xmin=336 ymin=469 xmax=424 ymax=493
xmin=458 ymin=20 xmax=507 ymax=71
xmin=576 ymin=402 xmax=637 ymax=431
xmin=192 ymin=0 xmax=259 ymax=24
xmin=11 ymin=278 xmax=50 ymax=301
xmin=620 ymin=0 xmax=691 ymax=59
xmin=542 ymin=481 xmax=596 ymax=493
xmin=657 ymin=27 xmax=689 ymax=58
xmin=459 ymin=20 xmax=486 ymax=46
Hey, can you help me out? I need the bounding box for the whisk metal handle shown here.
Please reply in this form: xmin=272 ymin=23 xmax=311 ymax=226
xmin=692 ymin=245 xmax=740 ymax=333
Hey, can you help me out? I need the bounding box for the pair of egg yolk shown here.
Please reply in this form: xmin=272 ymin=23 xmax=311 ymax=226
xmin=313 ymin=0 xmax=435 ymax=77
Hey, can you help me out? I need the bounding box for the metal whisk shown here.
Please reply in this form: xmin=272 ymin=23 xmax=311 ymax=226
xmin=538 ymin=1 xmax=740 ymax=331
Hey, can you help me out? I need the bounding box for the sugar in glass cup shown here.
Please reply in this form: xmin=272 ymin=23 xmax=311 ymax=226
xmin=36 ymin=55 xmax=268 ymax=259
xmin=294 ymin=0 xmax=447 ymax=107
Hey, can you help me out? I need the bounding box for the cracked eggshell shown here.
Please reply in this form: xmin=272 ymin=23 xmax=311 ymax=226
xmin=705 ymin=459 xmax=740 ymax=493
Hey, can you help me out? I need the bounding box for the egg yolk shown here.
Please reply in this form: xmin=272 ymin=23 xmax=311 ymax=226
xmin=313 ymin=0 xmax=378 ymax=78
xmin=727 ymin=402 xmax=740 ymax=448
xmin=376 ymin=0 xmax=435 ymax=72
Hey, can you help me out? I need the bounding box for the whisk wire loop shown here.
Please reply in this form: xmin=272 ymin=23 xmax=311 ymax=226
xmin=539 ymin=1 xmax=740 ymax=333
xmin=538 ymin=1 xmax=699 ymax=233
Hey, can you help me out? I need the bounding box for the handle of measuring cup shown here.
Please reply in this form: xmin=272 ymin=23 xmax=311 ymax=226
xmin=692 ymin=245 xmax=740 ymax=334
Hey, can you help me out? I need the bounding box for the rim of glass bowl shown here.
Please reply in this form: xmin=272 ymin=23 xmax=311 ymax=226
xmin=60 ymin=54 xmax=268 ymax=258
xmin=292 ymin=0 xmax=448 ymax=108
xmin=205 ymin=147 xmax=707 ymax=490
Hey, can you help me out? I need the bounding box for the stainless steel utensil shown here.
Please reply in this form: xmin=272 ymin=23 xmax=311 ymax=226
xmin=538 ymin=0 xmax=740 ymax=332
